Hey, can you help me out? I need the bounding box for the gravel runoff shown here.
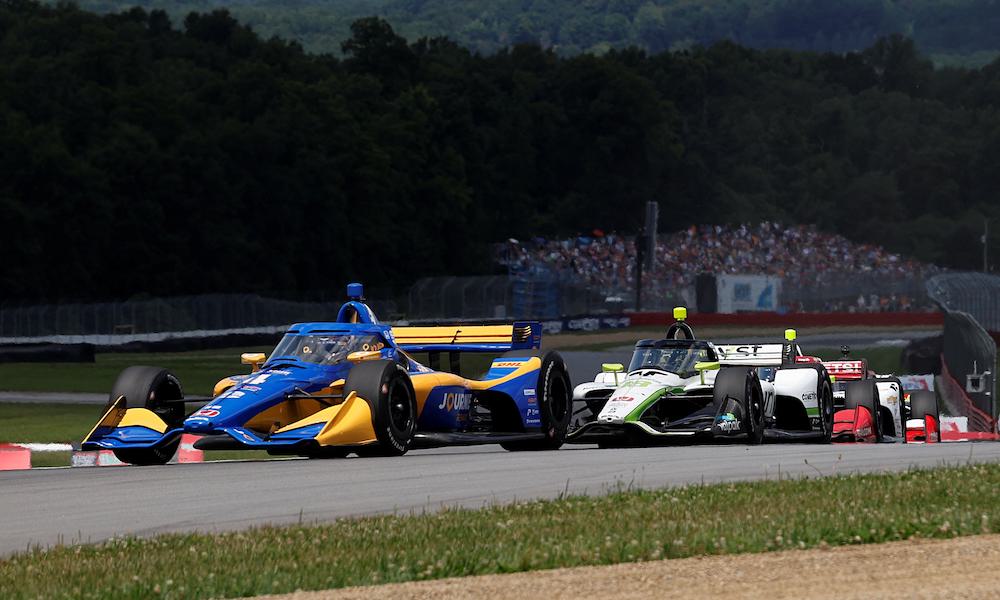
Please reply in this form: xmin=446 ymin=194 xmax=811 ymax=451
xmin=250 ymin=534 xmax=1000 ymax=600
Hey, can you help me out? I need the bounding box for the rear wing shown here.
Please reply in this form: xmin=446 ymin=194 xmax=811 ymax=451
xmin=391 ymin=321 xmax=541 ymax=353
xmin=823 ymin=359 xmax=868 ymax=380
xmin=715 ymin=344 xmax=788 ymax=366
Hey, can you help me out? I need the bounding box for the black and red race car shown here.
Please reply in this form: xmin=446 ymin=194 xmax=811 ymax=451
xmin=817 ymin=352 xmax=939 ymax=443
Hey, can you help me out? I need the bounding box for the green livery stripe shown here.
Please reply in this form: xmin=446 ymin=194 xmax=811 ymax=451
xmin=806 ymin=407 xmax=820 ymax=417
xmin=624 ymin=387 xmax=683 ymax=422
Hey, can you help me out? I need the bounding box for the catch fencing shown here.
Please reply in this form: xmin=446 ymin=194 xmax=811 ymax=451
xmin=406 ymin=271 xmax=932 ymax=320
xmin=926 ymin=273 xmax=999 ymax=433
xmin=0 ymin=293 xmax=399 ymax=343
xmin=782 ymin=272 xmax=931 ymax=312
xmin=407 ymin=273 xmax=688 ymax=320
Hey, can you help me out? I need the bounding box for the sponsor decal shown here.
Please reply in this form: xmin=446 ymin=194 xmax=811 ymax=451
xmin=194 ymin=408 xmax=220 ymax=418
xmin=611 ymin=396 xmax=635 ymax=403
xmin=824 ymin=361 xmax=865 ymax=376
xmin=221 ymin=390 xmax=244 ymax=399
xmin=246 ymin=374 xmax=272 ymax=385
xmin=437 ymin=392 xmax=473 ymax=412
xmin=241 ymin=385 xmax=261 ymax=392
xmin=493 ymin=361 xmax=527 ymax=368
xmin=526 ymin=407 xmax=540 ymax=418
xmin=718 ymin=345 xmax=763 ymax=358
xmin=801 ymin=391 xmax=817 ymax=402
xmin=715 ymin=412 xmax=742 ymax=432
xmin=523 ymin=388 xmax=535 ymax=396
xmin=856 ymin=426 xmax=872 ymax=437
xmin=622 ymin=380 xmax=654 ymax=388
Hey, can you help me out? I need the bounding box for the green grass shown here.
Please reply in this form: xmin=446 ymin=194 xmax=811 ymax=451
xmin=0 ymin=403 xmax=98 ymax=443
xmin=0 ymin=347 xmax=271 ymax=396
xmin=2 ymin=463 xmax=999 ymax=599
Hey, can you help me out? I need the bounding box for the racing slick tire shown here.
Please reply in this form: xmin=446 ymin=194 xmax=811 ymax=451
xmin=844 ymin=380 xmax=883 ymax=442
xmin=501 ymin=351 xmax=573 ymax=451
xmin=908 ymin=390 xmax=939 ymax=423
xmin=107 ymin=366 xmax=185 ymax=465
xmin=713 ymin=367 xmax=764 ymax=445
xmin=345 ymin=360 xmax=417 ymax=456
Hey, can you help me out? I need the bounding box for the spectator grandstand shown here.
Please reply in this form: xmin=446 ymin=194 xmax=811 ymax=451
xmin=497 ymin=223 xmax=941 ymax=313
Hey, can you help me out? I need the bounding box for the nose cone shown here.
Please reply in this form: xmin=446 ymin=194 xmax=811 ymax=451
xmin=184 ymin=405 xmax=222 ymax=432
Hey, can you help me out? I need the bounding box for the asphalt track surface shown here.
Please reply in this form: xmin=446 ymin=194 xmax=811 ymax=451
xmin=4 ymin=441 xmax=1000 ymax=556
xmin=1 ymin=329 xmax=966 ymax=557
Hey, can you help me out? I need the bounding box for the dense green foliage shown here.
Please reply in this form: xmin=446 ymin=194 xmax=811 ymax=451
xmin=3 ymin=463 xmax=1000 ymax=598
xmin=71 ymin=0 xmax=1000 ymax=65
xmin=2 ymin=1 xmax=1000 ymax=300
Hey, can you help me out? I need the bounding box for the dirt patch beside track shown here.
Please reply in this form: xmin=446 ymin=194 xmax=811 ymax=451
xmin=253 ymin=533 xmax=999 ymax=599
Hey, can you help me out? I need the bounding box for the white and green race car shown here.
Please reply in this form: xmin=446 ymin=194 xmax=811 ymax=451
xmin=567 ymin=309 xmax=835 ymax=446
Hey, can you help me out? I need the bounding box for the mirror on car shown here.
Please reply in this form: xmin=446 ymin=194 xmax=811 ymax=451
xmin=347 ymin=350 xmax=382 ymax=363
xmin=241 ymin=352 xmax=267 ymax=372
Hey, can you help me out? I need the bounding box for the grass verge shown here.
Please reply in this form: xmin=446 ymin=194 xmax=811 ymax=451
xmin=3 ymin=463 xmax=999 ymax=599
xmin=0 ymin=347 xmax=271 ymax=396
xmin=0 ymin=403 xmax=97 ymax=443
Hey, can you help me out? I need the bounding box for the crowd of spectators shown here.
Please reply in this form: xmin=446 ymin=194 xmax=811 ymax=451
xmin=497 ymin=223 xmax=940 ymax=312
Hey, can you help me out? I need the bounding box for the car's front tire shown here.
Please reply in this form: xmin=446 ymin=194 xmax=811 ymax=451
xmin=108 ymin=366 xmax=185 ymax=465
xmin=713 ymin=367 xmax=765 ymax=445
xmin=345 ymin=360 xmax=417 ymax=456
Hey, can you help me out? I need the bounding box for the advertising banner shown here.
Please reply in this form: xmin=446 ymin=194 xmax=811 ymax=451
xmin=716 ymin=275 xmax=781 ymax=313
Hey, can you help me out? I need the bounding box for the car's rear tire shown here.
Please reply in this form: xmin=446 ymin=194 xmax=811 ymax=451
xmin=778 ymin=364 xmax=833 ymax=443
xmin=908 ymin=390 xmax=939 ymax=422
xmin=714 ymin=367 xmax=764 ymax=445
xmin=845 ymin=380 xmax=882 ymax=442
xmin=819 ymin=376 xmax=834 ymax=443
xmin=502 ymin=351 xmax=572 ymax=451
xmin=108 ymin=366 xmax=185 ymax=465
xmin=345 ymin=360 xmax=417 ymax=456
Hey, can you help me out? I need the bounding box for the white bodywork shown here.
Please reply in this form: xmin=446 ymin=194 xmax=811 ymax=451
xmin=573 ymin=342 xmax=821 ymax=429
xmin=875 ymin=379 xmax=904 ymax=437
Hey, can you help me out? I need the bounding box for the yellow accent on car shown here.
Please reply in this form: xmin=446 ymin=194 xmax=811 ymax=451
xmin=347 ymin=350 xmax=381 ymax=363
xmin=785 ymin=328 xmax=797 ymax=341
xmin=390 ymin=325 xmax=517 ymax=345
xmin=83 ymin=395 xmax=126 ymax=443
xmin=246 ymin=398 xmax=328 ymax=432
xmin=241 ymin=352 xmax=267 ymax=372
xmin=695 ymin=361 xmax=721 ymax=385
xmin=118 ymin=408 xmax=168 ymax=433
xmin=313 ymin=392 xmax=378 ymax=446
xmin=673 ymin=306 xmax=687 ymax=321
xmin=213 ymin=377 xmax=239 ymax=397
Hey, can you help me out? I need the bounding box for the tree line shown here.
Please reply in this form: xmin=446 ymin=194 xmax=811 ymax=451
xmin=1 ymin=1 xmax=1000 ymax=301
xmin=67 ymin=0 xmax=1000 ymax=66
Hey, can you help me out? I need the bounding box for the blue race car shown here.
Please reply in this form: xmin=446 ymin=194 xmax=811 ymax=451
xmin=82 ymin=283 xmax=572 ymax=464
